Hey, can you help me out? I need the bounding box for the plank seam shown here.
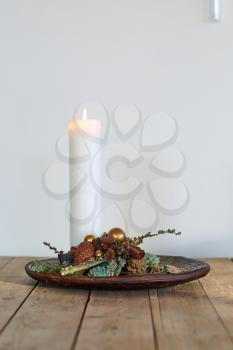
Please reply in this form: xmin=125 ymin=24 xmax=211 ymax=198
xmin=198 ymin=279 xmax=233 ymax=344
xmin=148 ymin=289 xmax=159 ymax=350
xmin=0 ymin=257 xmax=14 ymax=271
xmin=0 ymin=282 xmax=38 ymax=337
xmin=70 ymin=290 xmax=91 ymax=350
xmin=155 ymin=289 xmax=164 ymax=326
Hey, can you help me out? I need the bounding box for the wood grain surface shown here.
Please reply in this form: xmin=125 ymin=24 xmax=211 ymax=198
xmin=75 ymin=290 xmax=155 ymax=350
xmin=0 ymin=257 xmax=36 ymax=334
xmin=0 ymin=257 xmax=232 ymax=350
xmin=0 ymin=257 xmax=13 ymax=270
xmin=199 ymin=259 xmax=233 ymax=341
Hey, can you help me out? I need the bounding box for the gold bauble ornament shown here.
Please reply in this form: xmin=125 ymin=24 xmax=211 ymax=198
xmin=84 ymin=234 xmax=96 ymax=243
xmin=95 ymin=250 xmax=103 ymax=258
xmin=108 ymin=227 xmax=126 ymax=242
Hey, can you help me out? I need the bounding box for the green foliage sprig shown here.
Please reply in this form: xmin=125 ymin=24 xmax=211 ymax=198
xmin=32 ymin=261 xmax=61 ymax=274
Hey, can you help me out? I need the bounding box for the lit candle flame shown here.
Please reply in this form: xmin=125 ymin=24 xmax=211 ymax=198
xmin=82 ymin=108 xmax=87 ymax=121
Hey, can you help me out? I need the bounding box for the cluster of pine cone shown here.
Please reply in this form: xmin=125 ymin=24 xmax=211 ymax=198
xmin=70 ymin=241 xmax=95 ymax=265
xmin=69 ymin=229 xmax=146 ymax=273
xmin=126 ymin=258 xmax=147 ymax=274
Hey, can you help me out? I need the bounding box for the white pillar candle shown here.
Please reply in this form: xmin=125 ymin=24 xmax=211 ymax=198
xmin=68 ymin=108 xmax=101 ymax=246
xmin=210 ymin=0 xmax=220 ymax=22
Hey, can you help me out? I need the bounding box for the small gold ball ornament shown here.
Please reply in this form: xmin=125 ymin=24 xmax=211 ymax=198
xmin=84 ymin=234 xmax=96 ymax=243
xmin=108 ymin=227 xmax=126 ymax=242
xmin=95 ymin=250 xmax=103 ymax=258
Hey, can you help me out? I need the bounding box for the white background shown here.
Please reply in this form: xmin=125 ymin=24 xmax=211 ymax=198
xmin=0 ymin=0 xmax=233 ymax=257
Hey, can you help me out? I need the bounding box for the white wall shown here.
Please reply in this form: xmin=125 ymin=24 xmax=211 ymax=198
xmin=0 ymin=0 xmax=233 ymax=257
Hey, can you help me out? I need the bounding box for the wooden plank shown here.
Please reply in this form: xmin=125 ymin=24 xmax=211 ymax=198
xmin=0 ymin=285 xmax=90 ymax=350
xmin=199 ymin=258 xmax=233 ymax=341
xmin=75 ymin=290 xmax=156 ymax=350
xmin=0 ymin=257 xmax=37 ymax=334
xmin=0 ymin=257 xmax=36 ymax=285
xmin=204 ymin=258 xmax=233 ymax=275
xmin=0 ymin=257 xmax=13 ymax=270
xmin=150 ymin=280 xmax=233 ymax=350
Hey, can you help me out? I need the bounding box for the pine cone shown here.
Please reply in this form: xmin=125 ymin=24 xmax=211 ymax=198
xmin=104 ymin=248 xmax=116 ymax=261
xmin=69 ymin=246 xmax=79 ymax=257
xmin=93 ymin=237 xmax=102 ymax=251
xmin=100 ymin=232 xmax=116 ymax=249
xmin=126 ymin=258 xmax=147 ymax=274
xmin=125 ymin=245 xmax=145 ymax=260
xmin=74 ymin=242 xmax=95 ymax=265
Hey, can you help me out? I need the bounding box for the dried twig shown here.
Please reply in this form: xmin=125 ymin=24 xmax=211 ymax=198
xmin=43 ymin=242 xmax=64 ymax=255
xmin=128 ymin=229 xmax=181 ymax=245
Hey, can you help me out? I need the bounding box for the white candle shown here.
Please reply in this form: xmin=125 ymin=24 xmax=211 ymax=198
xmin=68 ymin=108 xmax=101 ymax=245
xmin=210 ymin=0 xmax=220 ymax=22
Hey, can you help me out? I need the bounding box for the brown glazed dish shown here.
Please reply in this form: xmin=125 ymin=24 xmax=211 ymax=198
xmin=25 ymin=256 xmax=210 ymax=290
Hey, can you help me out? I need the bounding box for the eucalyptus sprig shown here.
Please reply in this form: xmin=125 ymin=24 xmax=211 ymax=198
xmin=128 ymin=229 xmax=181 ymax=246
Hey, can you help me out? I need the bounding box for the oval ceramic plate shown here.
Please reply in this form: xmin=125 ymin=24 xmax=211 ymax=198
xmin=25 ymin=256 xmax=210 ymax=289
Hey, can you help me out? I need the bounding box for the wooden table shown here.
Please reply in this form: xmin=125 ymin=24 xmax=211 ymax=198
xmin=0 ymin=257 xmax=232 ymax=350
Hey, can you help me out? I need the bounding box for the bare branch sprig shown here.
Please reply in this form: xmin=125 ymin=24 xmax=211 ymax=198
xmin=43 ymin=242 xmax=64 ymax=255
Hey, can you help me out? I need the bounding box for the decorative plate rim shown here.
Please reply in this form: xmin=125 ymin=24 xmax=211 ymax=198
xmin=25 ymin=256 xmax=210 ymax=289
